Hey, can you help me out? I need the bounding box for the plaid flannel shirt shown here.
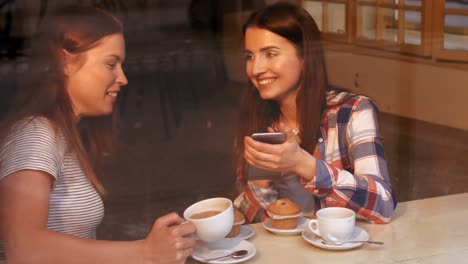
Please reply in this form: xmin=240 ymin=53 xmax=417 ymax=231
xmin=234 ymin=92 xmax=397 ymax=224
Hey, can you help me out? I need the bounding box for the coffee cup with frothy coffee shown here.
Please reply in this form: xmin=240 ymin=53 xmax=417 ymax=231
xmin=183 ymin=197 xmax=234 ymax=242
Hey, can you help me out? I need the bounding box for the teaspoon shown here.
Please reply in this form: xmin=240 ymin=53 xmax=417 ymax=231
xmin=203 ymin=250 xmax=248 ymax=261
xmin=321 ymin=240 xmax=384 ymax=246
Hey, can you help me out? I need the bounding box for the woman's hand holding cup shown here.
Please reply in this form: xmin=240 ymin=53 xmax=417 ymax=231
xmin=143 ymin=212 xmax=196 ymax=264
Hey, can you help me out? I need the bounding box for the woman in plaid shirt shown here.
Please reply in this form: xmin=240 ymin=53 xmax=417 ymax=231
xmin=234 ymin=2 xmax=396 ymax=224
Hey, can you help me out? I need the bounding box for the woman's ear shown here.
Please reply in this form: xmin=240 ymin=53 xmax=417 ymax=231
xmin=62 ymin=49 xmax=79 ymax=76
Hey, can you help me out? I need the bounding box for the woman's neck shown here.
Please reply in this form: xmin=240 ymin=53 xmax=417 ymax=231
xmin=277 ymin=84 xmax=300 ymax=130
xmin=279 ymin=98 xmax=298 ymax=129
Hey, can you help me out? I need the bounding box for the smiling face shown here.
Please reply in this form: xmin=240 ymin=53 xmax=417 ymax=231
xmin=244 ymin=27 xmax=303 ymax=105
xmin=65 ymin=33 xmax=127 ymax=118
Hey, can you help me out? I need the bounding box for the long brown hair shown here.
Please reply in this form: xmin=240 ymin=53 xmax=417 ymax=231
xmin=0 ymin=6 xmax=123 ymax=195
xmin=235 ymin=3 xmax=330 ymax=185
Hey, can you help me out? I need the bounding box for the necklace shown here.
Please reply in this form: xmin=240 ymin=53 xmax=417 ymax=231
xmin=275 ymin=118 xmax=300 ymax=136
xmin=291 ymin=127 xmax=300 ymax=136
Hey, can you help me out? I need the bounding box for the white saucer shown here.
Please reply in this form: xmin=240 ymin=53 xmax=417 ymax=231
xmin=262 ymin=217 xmax=309 ymax=236
xmin=236 ymin=225 xmax=255 ymax=240
xmin=302 ymin=226 xmax=369 ymax=251
xmin=192 ymin=239 xmax=256 ymax=264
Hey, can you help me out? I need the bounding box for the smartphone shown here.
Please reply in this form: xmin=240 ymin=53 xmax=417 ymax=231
xmin=251 ymin=132 xmax=286 ymax=144
xmin=247 ymin=132 xmax=286 ymax=180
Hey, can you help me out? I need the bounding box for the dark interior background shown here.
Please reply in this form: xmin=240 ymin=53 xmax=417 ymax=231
xmin=1 ymin=0 xmax=467 ymax=241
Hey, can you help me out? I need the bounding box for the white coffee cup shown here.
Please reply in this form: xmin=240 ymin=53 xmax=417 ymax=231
xmin=308 ymin=207 xmax=356 ymax=243
xmin=183 ymin=197 xmax=234 ymax=242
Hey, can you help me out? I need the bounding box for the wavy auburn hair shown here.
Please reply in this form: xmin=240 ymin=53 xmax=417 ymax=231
xmin=0 ymin=5 xmax=123 ymax=195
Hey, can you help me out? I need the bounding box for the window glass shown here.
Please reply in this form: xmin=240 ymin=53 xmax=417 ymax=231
xmin=444 ymin=14 xmax=468 ymax=50
xmin=445 ymin=0 xmax=468 ymax=10
xmin=380 ymin=8 xmax=399 ymax=43
xmin=381 ymin=0 xmax=397 ymax=5
xmin=327 ymin=2 xmax=346 ymax=34
xmin=359 ymin=5 xmax=377 ymax=39
xmin=304 ymin=1 xmax=323 ymax=31
xmin=405 ymin=0 xmax=422 ymax=7
xmin=404 ymin=11 xmax=422 ymax=45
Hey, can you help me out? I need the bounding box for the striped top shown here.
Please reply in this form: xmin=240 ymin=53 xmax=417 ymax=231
xmin=235 ymin=92 xmax=396 ymax=224
xmin=0 ymin=117 xmax=104 ymax=260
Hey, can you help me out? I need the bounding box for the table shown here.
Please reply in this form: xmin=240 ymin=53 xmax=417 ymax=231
xmin=190 ymin=193 xmax=468 ymax=263
xmin=2 ymin=193 xmax=466 ymax=263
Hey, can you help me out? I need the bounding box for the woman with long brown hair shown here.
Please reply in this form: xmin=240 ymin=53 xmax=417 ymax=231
xmin=0 ymin=6 xmax=195 ymax=263
xmin=234 ymin=2 xmax=396 ymax=224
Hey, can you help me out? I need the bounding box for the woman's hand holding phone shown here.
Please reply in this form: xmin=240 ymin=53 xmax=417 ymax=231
xmin=244 ymin=123 xmax=304 ymax=176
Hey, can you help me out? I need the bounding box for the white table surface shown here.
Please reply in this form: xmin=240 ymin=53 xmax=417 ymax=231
xmin=3 ymin=193 xmax=466 ymax=264
xmin=189 ymin=193 xmax=468 ymax=263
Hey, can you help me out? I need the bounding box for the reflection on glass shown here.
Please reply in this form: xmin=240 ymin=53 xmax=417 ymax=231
xmin=405 ymin=0 xmax=422 ymax=6
xmin=327 ymin=3 xmax=346 ymax=34
xmin=304 ymin=1 xmax=323 ymax=31
xmin=444 ymin=15 xmax=468 ymax=50
xmin=404 ymin=11 xmax=421 ymax=45
xmin=445 ymin=0 xmax=468 ymax=10
xmin=380 ymin=8 xmax=398 ymax=42
xmin=359 ymin=6 xmax=376 ymax=39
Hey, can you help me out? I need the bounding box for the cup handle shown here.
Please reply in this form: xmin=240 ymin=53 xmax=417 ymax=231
xmin=308 ymin=219 xmax=321 ymax=237
xmin=191 ymin=234 xmax=200 ymax=240
xmin=182 ymin=221 xmax=199 ymax=240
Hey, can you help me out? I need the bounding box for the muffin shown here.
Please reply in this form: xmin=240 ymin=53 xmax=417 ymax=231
xmin=266 ymin=198 xmax=301 ymax=229
xmin=225 ymin=208 xmax=245 ymax=238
